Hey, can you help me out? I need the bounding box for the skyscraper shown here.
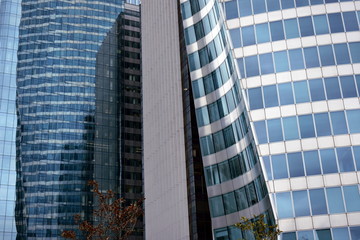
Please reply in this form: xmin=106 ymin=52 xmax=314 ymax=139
xmin=221 ymin=0 xmax=360 ymax=239
xmin=15 ymin=1 xmax=142 ymax=239
xmin=0 ymin=0 xmax=21 ymax=239
xmin=142 ymin=1 xmax=273 ymax=239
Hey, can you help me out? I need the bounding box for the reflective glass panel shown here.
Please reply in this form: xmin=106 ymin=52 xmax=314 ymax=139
xmin=309 ymin=189 xmax=327 ymax=215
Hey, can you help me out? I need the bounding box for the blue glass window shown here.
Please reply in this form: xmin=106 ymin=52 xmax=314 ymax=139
xmin=218 ymin=161 xmax=231 ymax=183
xmin=235 ymin=187 xmax=249 ymax=210
xmin=347 ymin=109 xmax=360 ymax=133
xmin=256 ymin=23 xmax=270 ymax=44
xmin=349 ymin=42 xmax=360 ymax=63
xmin=214 ymin=228 xmax=229 ymax=239
xmin=267 ymin=0 xmax=280 ymax=11
xmin=309 ymin=189 xmax=327 ymax=215
xmin=333 ymin=228 xmax=350 ymax=240
xmin=319 ymin=45 xmax=335 ymax=66
xmin=289 ymin=49 xmax=304 ymax=70
xmin=284 ymin=19 xmax=300 ymax=39
xmin=242 ymin=26 xmax=256 ymax=46
xmin=350 ymin=227 xmax=360 ymax=240
xmin=299 ymin=115 xmax=315 ymax=138
xmin=200 ymin=135 xmax=214 ymax=156
xmin=262 ymin=156 xmax=272 ymax=180
xmin=196 ymin=107 xmax=210 ymax=127
xmin=340 ymin=76 xmax=357 ymax=98
xmin=270 ymin=21 xmax=285 ymax=41
xmin=205 ymin=165 xmax=220 ymax=186
xmin=320 ymin=149 xmax=338 ymax=174
xmin=248 ymin=87 xmax=263 ymax=110
xmin=326 ymin=187 xmax=345 ymax=214
xmin=282 ymin=233 xmax=296 ymax=240
xmin=282 ymin=117 xmax=299 ymax=140
xmin=309 ymin=79 xmax=325 ymax=101
xmin=237 ymin=58 xmax=245 ymax=78
xmin=213 ymin=131 xmax=225 ymax=152
xmin=238 ymin=0 xmax=252 ymax=17
xmin=281 ymin=0 xmax=294 ymax=9
xmin=209 ymin=196 xmax=224 ymax=217
xmin=189 ymin=52 xmax=200 ymax=71
xmin=254 ymin=121 xmax=267 ymax=144
xmin=316 ymin=230 xmax=332 ymax=240
xmin=276 ymin=192 xmax=293 ymax=218
xmin=313 ymin=15 xmax=329 ymax=34
xmin=225 ymin=1 xmax=238 ymax=19
xmin=288 ymin=152 xmax=304 ymax=177
xmin=325 ymin=77 xmax=341 ymax=99
xmin=328 ymin=13 xmax=344 ymax=33
xmin=263 ymin=85 xmax=278 ymax=108
xmin=192 ymin=79 xmax=205 ymax=98
xmin=293 ymin=190 xmax=310 ymax=217
xmin=294 ymin=81 xmax=310 ymax=103
xmin=278 ymin=83 xmax=294 ymax=105
xmin=296 ymin=0 xmax=309 ymax=7
xmin=343 ymin=185 xmax=360 ymax=212
xmin=252 ymin=0 xmax=266 ymax=14
xmin=274 ymin=51 xmax=289 ymax=72
xmin=304 ymin=47 xmax=320 ymax=68
xmin=343 ymin=12 xmax=359 ymax=31
xmin=314 ymin=113 xmax=331 ymax=137
xmin=272 ymin=154 xmax=288 ymax=179
xmin=185 ymin=26 xmax=196 ymax=45
xmin=298 ymin=231 xmax=314 ymax=240
xmin=259 ymin=53 xmax=274 ymax=74
xmin=330 ymin=111 xmax=348 ymax=134
xmin=334 ymin=43 xmax=351 ymax=64
xmin=353 ymin=146 xmax=360 ymax=171
xmin=208 ymin=102 xmax=220 ymax=122
xmin=299 ymin=16 xmax=314 ymax=37
xmin=311 ymin=0 xmax=323 ymax=3
xmin=245 ymin=55 xmax=259 ymax=77
xmin=229 ymin=28 xmax=241 ymax=48
xmin=223 ymin=192 xmax=237 ymax=214
xmin=267 ymin=119 xmax=283 ymax=142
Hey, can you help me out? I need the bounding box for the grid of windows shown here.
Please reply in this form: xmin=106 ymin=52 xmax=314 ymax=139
xmin=0 ymin=0 xmax=20 ymax=239
xmin=281 ymin=226 xmax=360 ymax=240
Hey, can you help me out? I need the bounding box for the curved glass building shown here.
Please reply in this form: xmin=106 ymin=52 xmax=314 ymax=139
xmin=15 ymin=0 xmax=127 ymax=238
xmin=180 ymin=0 xmax=274 ymax=238
xmin=221 ymin=0 xmax=360 ymax=239
xmin=0 ymin=0 xmax=21 ymax=239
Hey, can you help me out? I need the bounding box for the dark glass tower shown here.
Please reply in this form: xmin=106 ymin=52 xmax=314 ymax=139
xmin=15 ymin=0 xmax=128 ymax=238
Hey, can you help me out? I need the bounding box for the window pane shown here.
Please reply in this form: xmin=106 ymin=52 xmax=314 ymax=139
xmin=309 ymin=78 xmax=325 ymax=101
xmin=208 ymin=102 xmax=220 ymax=122
xmin=223 ymin=192 xmax=237 ymax=214
xmin=254 ymin=121 xmax=267 ymax=144
xmin=309 ymin=189 xmax=327 ymax=215
xmin=296 ymin=0 xmax=309 ymax=7
xmin=238 ymin=0 xmax=252 ymax=17
xmin=218 ymin=161 xmax=231 ymax=182
xmin=289 ymin=49 xmax=305 ymax=70
xmin=349 ymin=42 xmax=360 ymax=63
xmin=245 ymin=55 xmax=259 ymax=77
xmin=293 ymin=190 xmax=310 ymax=217
xmin=229 ymin=28 xmax=241 ymax=48
xmin=235 ymin=187 xmax=249 ymax=210
xmin=325 ymin=77 xmax=341 ymax=99
xmin=326 ymin=187 xmax=345 ymax=214
xmin=298 ymin=231 xmax=314 ymax=240
xmin=263 ymin=85 xmax=278 ymax=108
xmin=336 ymin=147 xmax=355 ymax=172
xmin=217 ymin=97 xmax=229 ymax=118
xmin=213 ymin=131 xmax=225 ymax=152
xmin=328 ymin=13 xmax=344 ymax=33
xmin=242 ymin=26 xmax=256 ymax=46
xmin=350 ymin=227 xmax=360 ymax=240
xmin=229 ymin=156 xmax=241 ymax=179
xmin=319 ymin=45 xmax=335 ymax=66
xmin=267 ymin=0 xmax=280 ymax=11
xmin=299 ymin=115 xmax=315 ymax=138
xmin=253 ymin=0 xmax=266 ymax=14
xmin=259 ymin=53 xmax=274 ymax=74
xmin=276 ymin=192 xmax=293 ymax=218
xmin=353 ymin=146 xmax=360 ymax=171
xmin=274 ymin=51 xmax=289 ymax=72
xmin=200 ymin=135 xmax=214 ymax=156
xmin=256 ymin=23 xmax=270 ymax=43
xmin=320 ymin=149 xmax=338 ymax=174
xmin=314 ymin=113 xmax=331 ymax=137
xmin=340 ymin=76 xmax=357 ymax=98
xmin=214 ymin=228 xmax=229 ymax=240
xmin=203 ymin=74 xmax=214 ymax=94
xmin=267 ymin=119 xmax=283 ymax=142
xmin=281 ymin=0 xmax=294 ymax=9
xmin=333 ymin=228 xmax=350 ymax=240
xmin=278 ymin=83 xmax=294 ymax=105
xmin=334 ymin=43 xmax=351 ymax=64
xmin=294 ymin=81 xmax=310 ymax=103
xmin=196 ymin=107 xmax=210 ymax=127
xmin=282 ymin=233 xmax=296 ymax=240
xmin=245 ymin=182 xmax=258 ymax=206
xmin=284 ymin=19 xmax=299 ymax=39
xmin=270 ymin=21 xmax=285 ymax=41
xmin=346 ymin=109 xmax=360 ymax=133
xmin=288 ymin=152 xmax=304 ymax=177
xmin=262 ymin=156 xmax=272 ymax=180
xmin=343 ymin=185 xmax=360 ymax=212
xmin=209 ymin=196 xmax=224 ymax=217
xmin=272 ymin=154 xmax=288 ymax=179
xmin=282 ymin=116 xmax=299 ymax=140
xmin=313 ymin=15 xmax=329 ymax=34
xmin=343 ymin=12 xmax=359 ymax=31
xmin=299 ymin=16 xmax=314 ymax=37
xmin=330 ymin=111 xmax=348 ymax=135
xmin=316 ymin=229 xmax=332 ymax=240
xmin=248 ymin=87 xmax=263 ymax=110
xmin=304 ymin=47 xmax=320 ymax=68
xmin=225 ymin=1 xmax=238 ymax=19
xmin=192 ymin=79 xmax=205 ymax=98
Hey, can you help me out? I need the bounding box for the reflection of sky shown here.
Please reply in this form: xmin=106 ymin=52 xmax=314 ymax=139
xmin=0 ymin=0 xmax=21 ymax=239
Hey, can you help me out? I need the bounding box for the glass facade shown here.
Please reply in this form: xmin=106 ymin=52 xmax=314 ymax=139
xmin=180 ymin=0 xmax=274 ymax=238
xmin=0 ymin=0 xmax=21 ymax=239
xmin=221 ymin=0 xmax=360 ymax=239
xmin=15 ymin=0 xmax=130 ymax=238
